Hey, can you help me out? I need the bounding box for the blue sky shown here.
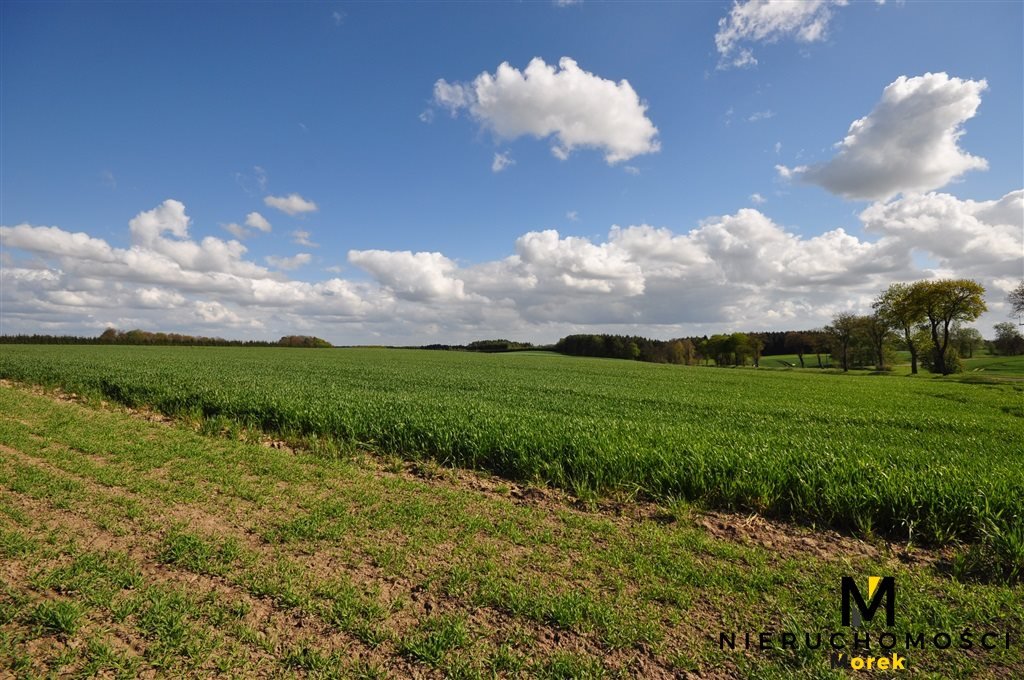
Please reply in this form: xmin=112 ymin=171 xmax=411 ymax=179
xmin=2 ymin=1 xmax=1022 ymax=343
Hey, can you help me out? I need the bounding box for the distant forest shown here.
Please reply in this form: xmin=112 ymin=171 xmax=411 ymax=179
xmin=418 ymin=339 xmax=536 ymax=353
xmin=554 ymin=332 xmax=792 ymax=367
xmin=554 ymin=279 xmax=1024 ymax=375
xmin=0 ymin=328 xmax=332 ymax=348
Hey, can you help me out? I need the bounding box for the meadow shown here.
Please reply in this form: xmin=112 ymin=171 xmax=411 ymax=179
xmin=0 ymin=345 xmax=1021 ymax=576
xmin=757 ymin=350 xmax=1024 ymax=375
xmin=1 ymin=381 xmax=1022 ymax=677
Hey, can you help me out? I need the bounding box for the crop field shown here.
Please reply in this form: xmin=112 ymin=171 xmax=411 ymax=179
xmin=1 ymin=345 xmax=1022 ymax=565
xmin=1 ymin=380 xmax=1022 ymax=677
xmin=3 ymin=346 xmax=1024 ymax=542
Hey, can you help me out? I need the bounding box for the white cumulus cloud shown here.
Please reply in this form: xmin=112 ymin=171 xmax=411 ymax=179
xmin=780 ymin=73 xmax=988 ymax=200
xmin=245 ymin=212 xmax=272 ymax=232
xmin=348 ymin=250 xmax=467 ymax=302
xmin=265 ymin=253 xmax=313 ymax=271
xmin=222 ymin=223 xmax=248 ymax=239
xmin=291 ymin=230 xmax=319 ymax=248
xmin=129 ymin=199 xmax=190 ymax=245
xmin=716 ymin=0 xmax=847 ymax=69
xmin=2 ymin=192 xmax=1018 ymax=342
xmin=264 ymin=193 xmax=318 ymax=215
xmin=223 ymin=211 xmax=273 ymax=240
xmin=194 ymin=300 xmax=251 ymax=326
xmin=434 ymin=57 xmax=659 ymax=164
xmin=860 ymin=190 xmax=1022 ymax=276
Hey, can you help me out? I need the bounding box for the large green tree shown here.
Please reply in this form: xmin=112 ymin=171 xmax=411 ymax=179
xmin=825 ymin=312 xmax=858 ymax=372
xmin=873 ymin=282 xmax=927 ymax=374
xmin=858 ymin=313 xmax=894 ymax=371
xmin=917 ymin=279 xmax=987 ymax=375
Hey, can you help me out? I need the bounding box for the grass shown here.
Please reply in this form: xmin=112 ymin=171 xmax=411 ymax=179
xmin=755 ymin=353 xmax=835 ymax=369
xmin=399 ymin=614 xmax=471 ymax=666
xmin=961 ymin=354 xmax=1024 ymax=374
xmin=28 ymin=600 xmax=84 ymax=636
xmin=157 ymin=529 xmax=243 ymax=576
xmin=0 ymin=380 xmax=1021 ymax=676
xmin=0 ymin=345 xmax=1021 ymax=560
xmin=755 ymin=350 xmax=1024 ymax=377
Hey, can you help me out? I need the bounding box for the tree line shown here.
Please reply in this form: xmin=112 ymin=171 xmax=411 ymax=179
xmin=417 ymin=339 xmax=535 ymax=352
xmin=554 ymin=334 xmax=698 ymax=364
xmin=796 ymin=279 xmax=1022 ymax=374
xmin=553 ymin=279 xmax=1024 ymax=375
xmin=0 ymin=328 xmax=332 ymax=348
xmin=830 ymin=278 xmax=1020 ymax=375
xmin=554 ymin=331 xmax=822 ymax=367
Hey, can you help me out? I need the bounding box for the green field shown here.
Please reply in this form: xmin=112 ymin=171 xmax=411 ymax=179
xmin=1 ymin=346 xmax=1021 ymax=573
xmin=756 ymin=351 xmax=1024 ymax=375
xmin=1 ymin=382 xmax=1021 ymax=677
xmin=962 ymin=354 xmax=1024 ymax=375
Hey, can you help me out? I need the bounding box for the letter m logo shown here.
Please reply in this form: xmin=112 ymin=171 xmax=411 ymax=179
xmin=841 ymin=576 xmax=895 ymax=626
